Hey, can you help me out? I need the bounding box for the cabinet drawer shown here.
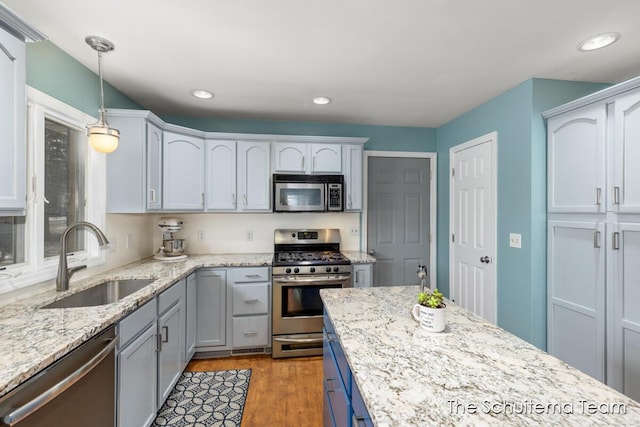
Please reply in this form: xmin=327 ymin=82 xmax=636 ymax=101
xmin=119 ymin=299 xmax=156 ymax=348
xmin=232 ymin=282 xmax=269 ymax=315
xmin=230 ymin=267 xmax=270 ymax=283
xmin=158 ymin=278 xmax=184 ymax=313
xmin=232 ymin=315 xmax=269 ymax=348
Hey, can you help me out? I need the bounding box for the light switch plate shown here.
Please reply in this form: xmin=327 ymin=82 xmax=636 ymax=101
xmin=509 ymin=233 xmax=522 ymax=249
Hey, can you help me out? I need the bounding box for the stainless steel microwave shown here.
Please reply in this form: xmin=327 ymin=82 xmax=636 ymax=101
xmin=273 ymin=174 xmax=343 ymax=212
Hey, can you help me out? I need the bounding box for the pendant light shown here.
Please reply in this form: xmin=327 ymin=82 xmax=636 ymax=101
xmin=85 ymin=35 xmax=119 ymax=153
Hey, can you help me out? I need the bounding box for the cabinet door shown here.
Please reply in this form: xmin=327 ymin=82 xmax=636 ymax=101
xmin=206 ymin=140 xmax=237 ymax=210
xmin=547 ymin=220 xmax=605 ymax=381
xmin=608 ymin=223 xmax=640 ymax=401
xmin=146 ymin=123 xmax=163 ymax=210
xmin=158 ymin=301 xmax=184 ymax=408
xmin=163 ymin=131 xmax=205 ymax=210
xmin=238 ymin=141 xmax=270 ymax=211
xmin=0 ymin=29 xmax=26 ymax=214
xmin=613 ymin=89 xmax=640 ymax=213
xmin=353 ymin=264 xmax=372 ymax=288
xmin=118 ymin=322 xmax=157 ymax=427
xmin=342 ymin=145 xmax=363 ymax=211
xmin=273 ymin=142 xmax=306 ymax=172
xmin=196 ymin=269 xmax=227 ymax=348
xmin=311 ymin=144 xmax=342 ymax=173
xmin=185 ymin=272 xmax=197 ymax=361
xmin=232 ymin=315 xmax=270 ymax=347
xmin=547 ymin=104 xmax=606 ymax=213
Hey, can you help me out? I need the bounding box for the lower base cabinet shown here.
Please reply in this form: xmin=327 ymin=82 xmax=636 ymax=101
xmin=117 ymin=278 xmax=186 ymax=427
xmin=352 ymin=264 xmax=373 ymax=288
xmin=323 ymin=311 xmax=373 ymax=427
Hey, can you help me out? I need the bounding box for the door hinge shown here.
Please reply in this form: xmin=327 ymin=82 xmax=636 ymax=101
xmin=451 ymin=233 xmax=455 ymax=243
xmin=451 ymin=168 xmax=455 ymax=177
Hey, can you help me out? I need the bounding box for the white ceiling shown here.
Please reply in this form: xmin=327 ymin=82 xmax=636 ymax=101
xmin=4 ymin=0 xmax=640 ymax=127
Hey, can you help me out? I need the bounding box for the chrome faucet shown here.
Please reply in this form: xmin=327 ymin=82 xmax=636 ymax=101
xmin=56 ymin=221 xmax=109 ymax=292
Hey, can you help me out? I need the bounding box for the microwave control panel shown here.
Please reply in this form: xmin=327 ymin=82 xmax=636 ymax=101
xmin=327 ymin=183 xmax=343 ymax=211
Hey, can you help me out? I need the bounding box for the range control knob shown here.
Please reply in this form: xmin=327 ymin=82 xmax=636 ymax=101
xmin=310 ymin=267 xmax=316 ymax=273
xmin=333 ymin=266 xmax=340 ymax=273
xmin=285 ymin=268 xmax=291 ymax=274
xmin=293 ymin=267 xmax=300 ymax=274
xmin=325 ymin=266 xmax=332 ymax=273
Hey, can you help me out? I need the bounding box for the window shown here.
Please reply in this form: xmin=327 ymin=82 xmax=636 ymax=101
xmin=0 ymin=87 xmax=106 ymax=293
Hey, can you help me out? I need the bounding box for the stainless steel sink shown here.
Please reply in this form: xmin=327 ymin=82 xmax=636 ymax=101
xmin=41 ymin=278 xmax=155 ymax=309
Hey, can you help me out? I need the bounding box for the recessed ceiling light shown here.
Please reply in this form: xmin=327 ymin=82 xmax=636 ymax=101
xmin=577 ymin=32 xmax=620 ymax=51
xmin=191 ymin=89 xmax=214 ymax=99
xmin=312 ymin=96 xmax=331 ymax=105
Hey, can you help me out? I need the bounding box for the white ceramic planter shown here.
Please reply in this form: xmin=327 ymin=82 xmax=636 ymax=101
xmin=412 ymin=304 xmax=446 ymax=332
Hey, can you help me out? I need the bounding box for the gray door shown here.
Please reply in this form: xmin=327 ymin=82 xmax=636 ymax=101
xmin=367 ymin=157 xmax=430 ymax=286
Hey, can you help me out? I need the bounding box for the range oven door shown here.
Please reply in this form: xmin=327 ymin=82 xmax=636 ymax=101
xmin=272 ymin=274 xmax=350 ymax=358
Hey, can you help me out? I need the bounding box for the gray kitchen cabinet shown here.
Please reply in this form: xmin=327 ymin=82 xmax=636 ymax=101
xmin=185 ymin=272 xmax=197 ymax=361
xmin=163 ymin=129 xmax=205 ymax=210
xmin=352 ymin=263 xmax=372 ymax=288
xmin=196 ymin=269 xmax=228 ymax=350
xmin=545 ymin=81 xmax=640 ymax=401
xmin=237 ymin=141 xmax=271 ymax=211
xmin=106 ymin=110 xmax=164 ymax=213
xmin=117 ymin=300 xmax=157 ymax=427
xmin=229 ymin=267 xmax=271 ymax=350
xmin=272 ymin=142 xmax=341 ymax=174
xmin=205 ymin=139 xmax=237 ymax=210
xmin=0 ymin=26 xmax=26 ymax=215
xmin=157 ymin=300 xmax=184 ymax=408
xmin=342 ymin=144 xmax=363 ymax=211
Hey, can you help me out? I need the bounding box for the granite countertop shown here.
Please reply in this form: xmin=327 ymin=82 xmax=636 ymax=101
xmin=321 ymin=286 xmax=640 ymax=426
xmin=0 ymin=253 xmax=272 ymax=397
xmin=341 ymin=250 xmax=375 ymax=263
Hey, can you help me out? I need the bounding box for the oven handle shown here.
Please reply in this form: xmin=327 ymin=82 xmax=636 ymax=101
xmin=274 ymin=337 xmax=324 ymax=344
xmin=274 ymin=276 xmax=350 ymax=284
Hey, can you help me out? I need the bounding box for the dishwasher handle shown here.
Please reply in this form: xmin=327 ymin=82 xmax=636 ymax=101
xmin=2 ymin=336 xmax=118 ymax=426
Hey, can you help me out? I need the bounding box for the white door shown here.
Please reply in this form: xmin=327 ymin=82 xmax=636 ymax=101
xmin=450 ymin=132 xmax=496 ymax=323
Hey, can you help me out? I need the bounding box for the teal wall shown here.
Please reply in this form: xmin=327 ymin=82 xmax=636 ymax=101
xmin=165 ymin=116 xmax=437 ymax=152
xmin=26 ymin=40 xmax=612 ymax=350
xmin=436 ymin=78 xmax=609 ymax=349
xmin=26 ymin=41 xmax=142 ymax=117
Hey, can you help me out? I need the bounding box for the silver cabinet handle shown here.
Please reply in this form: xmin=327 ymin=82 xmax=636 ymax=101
xmin=355 ymin=271 xmax=361 ymax=285
xmin=2 ymin=337 xmax=117 ymax=426
xmin=201 ymin=192 xmax=205 ymax=207
xmin=243 ymin=331 xmax=258 ymax=336
xmin=156 ymin=333 xmax=162 ymax=352
xmin=613 ymin=232 xmax=620 ymax=250
xmin=596 ymin=187 xmax=602 ymax=206
xmin=243 ymin=298 xmax=259 ymax=304
xmin=348 ymin=196 xmax=352 ymax=208
xmin=313 ymin=155 xmax=316 ymax=170
xmin=352 ymin=414 xmax=367 ymax=427
xmin=232 ymin=193 xmax=236 ymax=205
xmin=244 ymin=274 xmax=261 ymax=279
xmin=594 ymin=231 xmax=601 ymax=248
xmin=613 ymin=186 xmax=620 ymax=205
xmin=243 ymin=193 xmax=247 ymax=206
xmin=162 ymin=326 xmax=169 ymax=343
xmin=149 ymin=189 xmax=156 ymax=203
xmin=301 ymin=156 xmax=305 ymax=170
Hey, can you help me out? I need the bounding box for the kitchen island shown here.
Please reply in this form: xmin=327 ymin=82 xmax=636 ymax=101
xmin=321 ymin=286 xmax=640 ymax=426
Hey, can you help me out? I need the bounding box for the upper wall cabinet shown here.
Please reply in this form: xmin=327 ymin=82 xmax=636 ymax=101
xmin=342 ymin=144 xmax=363 ymax=211
xmin=547 ymin=103 xmax=607 ymax=214
xmin=272 ymin=142 xmax=342 ymax=174
xmin=613 ymin=89 xmax=640 ymax=213
xmin=106 ymin=111 xmax=163 ymax=213
xmin=237 ymin=141 xmax=271 ymax=211
xmin=0 ymin=28 xmax=25 ymax=214
xmin=163 ymin=130 xmax=205 ymax=211
xmin=205 ymin=140 xmax=237 ymax=211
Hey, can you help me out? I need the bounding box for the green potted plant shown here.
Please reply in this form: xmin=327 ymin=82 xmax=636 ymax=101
xmin=412 ymin=288 xmax=446 ymax=332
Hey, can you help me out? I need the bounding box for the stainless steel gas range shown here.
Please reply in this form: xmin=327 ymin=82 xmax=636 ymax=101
xmin=272 ymin=229 xmax=352 ymax=358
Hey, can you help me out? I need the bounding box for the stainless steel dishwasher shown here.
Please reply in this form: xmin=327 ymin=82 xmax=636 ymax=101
xmin=0 ymin=325 xmax=117 ymax=427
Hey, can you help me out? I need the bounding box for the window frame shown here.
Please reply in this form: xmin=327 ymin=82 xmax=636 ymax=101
xmin=0 ymin=87 xmax=107 ymax=295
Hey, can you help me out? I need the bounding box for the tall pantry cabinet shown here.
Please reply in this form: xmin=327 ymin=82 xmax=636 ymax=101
xmin=545 ymin=78 xmax=640 ymax=402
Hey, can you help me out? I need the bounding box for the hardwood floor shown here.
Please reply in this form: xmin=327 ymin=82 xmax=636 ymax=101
xmin=187 ymin=355 xmax=324 ymax=427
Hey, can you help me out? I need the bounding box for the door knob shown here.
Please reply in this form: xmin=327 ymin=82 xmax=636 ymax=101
xmin=368 ymin=249 xmax=376 ymax=256
xmin=480 ymin=256 xmax=491 ymax=264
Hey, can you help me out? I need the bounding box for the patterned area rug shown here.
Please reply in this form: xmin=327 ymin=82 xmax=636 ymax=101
xmin=153 ymin=369 xmax=251 ymax=427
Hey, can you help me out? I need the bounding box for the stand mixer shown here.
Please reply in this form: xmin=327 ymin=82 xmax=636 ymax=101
xmin=154 ymin=217 xmax=187 ymax=261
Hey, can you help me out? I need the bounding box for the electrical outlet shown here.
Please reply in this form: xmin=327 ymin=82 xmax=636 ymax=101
xmin=509 ymin=233 xmax=522 ymax=249
xmin=350 ymin=227 xmax=359 ymax=236
xmin=197 ymin=230 xmax=206 ymax=241
xmin=246 ymin=230 xmax=254 ymax=241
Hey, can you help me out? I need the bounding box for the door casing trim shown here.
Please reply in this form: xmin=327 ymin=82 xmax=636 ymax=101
xmin=363 ymin=150 xmax=437 ymax=288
